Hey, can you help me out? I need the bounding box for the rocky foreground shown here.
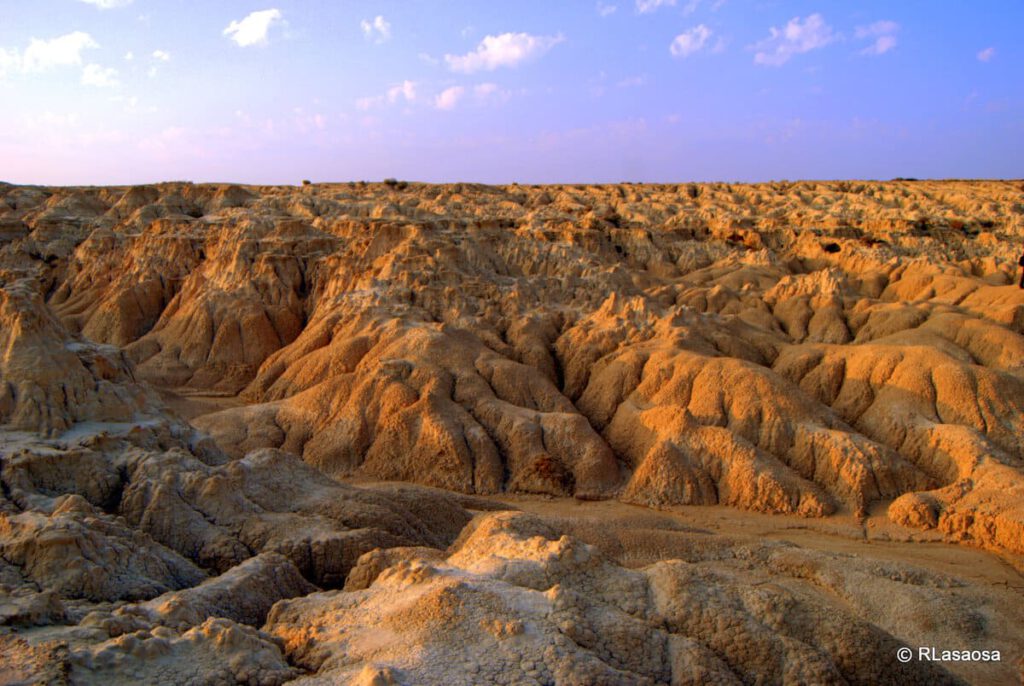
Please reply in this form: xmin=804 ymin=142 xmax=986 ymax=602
xmin=0 ymin=180 xmax=1022 ymax=683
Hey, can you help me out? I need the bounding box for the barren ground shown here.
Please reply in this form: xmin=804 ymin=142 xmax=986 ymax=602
xmin=1 ymin=180 xmax=1023 ymax=684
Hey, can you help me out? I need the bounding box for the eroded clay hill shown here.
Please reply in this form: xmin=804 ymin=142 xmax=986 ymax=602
xmin=0 ymin=280 xmax=1018 ymax=686
xmin=1 ymin=179 xmax=1023 ymax=683
xmin=0 ymin=272 xmax=501 ymax=683
xmin=2 ymin=180 xmax=1024 ymax=561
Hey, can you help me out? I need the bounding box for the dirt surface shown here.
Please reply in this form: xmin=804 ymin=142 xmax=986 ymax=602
xmin=2 ymin=180 xmax=1024 ymax=684
xmin=484 ymin=493 xmax=1024 ymax=585
xmin=156 ymin=387 xmax=245 ymax=421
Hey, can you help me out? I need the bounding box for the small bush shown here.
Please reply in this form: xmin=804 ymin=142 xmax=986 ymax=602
xmin=384 ymin=178 xmax=399 ymax=187
xmin=302 ymin=179 xmax=312 ymax=186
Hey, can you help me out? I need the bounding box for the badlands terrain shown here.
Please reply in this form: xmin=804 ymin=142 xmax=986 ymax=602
xmin=0 ymin=178 xmax=1022 ymax=684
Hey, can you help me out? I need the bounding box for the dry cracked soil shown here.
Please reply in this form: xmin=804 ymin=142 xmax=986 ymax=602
xmin=0 ymin=179 xmax=1022 ymax=684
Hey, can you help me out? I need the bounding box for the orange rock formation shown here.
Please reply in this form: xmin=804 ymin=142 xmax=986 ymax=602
xmin=1 ymin=180 xmax=1022 ymax=683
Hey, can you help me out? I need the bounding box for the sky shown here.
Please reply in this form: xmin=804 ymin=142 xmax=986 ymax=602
xmin=0 ymin=0 xmax=1021 ymax=185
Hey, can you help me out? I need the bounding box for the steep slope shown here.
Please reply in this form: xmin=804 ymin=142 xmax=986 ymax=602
xmin=2 ymin=180 xmax=1023 ymax=561
xmin=0 ymin=276 xmax=489 ymax=684
xmin=1 ymin=183 xmax=1024 ymax=683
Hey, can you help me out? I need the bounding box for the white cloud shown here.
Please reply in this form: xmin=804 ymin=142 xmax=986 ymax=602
xmin=862 ymin=35 xmax=896 ymax=56
xmin=357 ymin=80 xmax=417 ymax=110
xmin=855 ymin=20 xmax=898 ymax=56
xmin=0 ymin=32 xmax=105 ymax=83
xmin=636 ymin=0 xmax=675 ymax=14
xmin=77 ymin=0 xmax=133 ymax=8
xmin=670 ymin=24 xmax=712 ymax=58
xmin=418 ymin=52 xmax=439 ymax=66
xmin=123 ymin=51 xmax=134 ymax=61
xmin=152 ymin=49 xmax=171 ymax=62
xmin=445 ymin=32 xmax=564 ymax=73
xmin=435 ymin=85 xmax=465 ymax=110
xmin=362 ymin=81 xmax=509 ymax=111
xmin=361 ymin=15 xmax=391 ymax=43
xmin=752 ymin=13 xmax=835 ymax=66
xmin=223 ymin=9 xmax=283 ymax=48
xmin=977 ymin=47 xmax=995 ymax=62
xmin=474 ymin=82 xmax=512 ymax=103
xmin=597 ymin=2 xmax=617 ymax=17
xmin=22 ymin=31 xmax=99 ymax=71
xmin=81 ymin=63 xmax=119 ymax=87
xmin=387 ymin=80 xmax=416 ymax=103
xmin=855 ymin=20 xmax=898 ymax=39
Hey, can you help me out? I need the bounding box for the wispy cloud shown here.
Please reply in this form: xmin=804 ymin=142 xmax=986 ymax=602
xmin=597 ymin=2 xmax=617 ymax=17
xmin=0 ymin=49 xmax=16 ymax=79
xmin=977 ymin=46 xmax=995 ymax=62
xmin=670 ymin=24 xmax=712 ymax=58
xmin=356 ymin=80 xmax=417 ymax=110
xmin=223 ymin=9 xmax=283 ymax=48
xmin=855 ymin=21 xmax=899 ymax=56
xmin=616 ymin=74 xmax=649 ymax=88
xmin=636 ymin=0 xmax=675 ymax=14
xmin=445 ymin=32 xmax=564 ymax=73
xmin=388 ymin=80 xmax=416 ymax=103
xmin=148 ymin=49 xmax=171 ymax=78
xmin=435 ymin=85 xmax=465 ymax=110
xmin=77 ymin=0 xmax=133 ymax=8
xmin=474 ymin=82 xmax=512 ymax=103
xmin=752 ymin=13 xmax=835 ymax=66
xmin=110 ymin=94 xmax=141 ymax=112
xmin=81 ymin=63 xmax=119 ymax=87
xmin=354 ymin=96 xmax=377 ymax=111
xmin=435 ymin=83 xmax=513 ymax=110
xmin=360 ymin=16 xmax=392 ymax=43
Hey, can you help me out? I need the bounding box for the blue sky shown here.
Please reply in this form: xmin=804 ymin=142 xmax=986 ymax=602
xmin=0 ymin=0 xmax=1021 ymax=184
